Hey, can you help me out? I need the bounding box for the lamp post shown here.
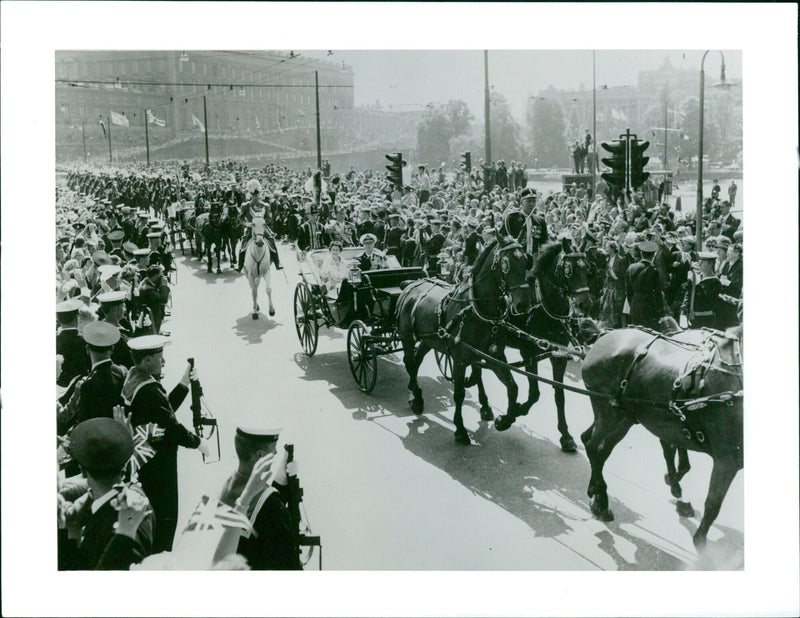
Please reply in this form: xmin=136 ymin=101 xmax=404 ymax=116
xmin=591 ymin=50 xmax=596 ymax=198
xmin=484 ymin=51 xmax=491 ymax=164
xmin=696 ymin=50 xmax=727 ymax=251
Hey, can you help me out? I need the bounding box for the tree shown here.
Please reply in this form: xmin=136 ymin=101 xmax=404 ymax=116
xmin=446 ymin=99 xmax=473 ymax=139
xmin=416 ymin=104 xmax=454 ymax=167
xmin=675 ymin=96 xmax=721 ymax=169
xmin=527 ymin=96 xmax=568 ymax=168
xmin=488 ymin=92 xmax=525 ymax=163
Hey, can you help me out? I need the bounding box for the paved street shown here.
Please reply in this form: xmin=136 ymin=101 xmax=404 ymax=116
xmin=162 ymin=241 xmax=743 ymax=570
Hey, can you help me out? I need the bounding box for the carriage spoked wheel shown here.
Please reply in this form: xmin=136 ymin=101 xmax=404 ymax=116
xmin=434 ymin=348 xmax=454 ymax=382
xmin=294 ymin=283 xmax=319 ymax=356
xmin=347 ymin=320 xmax=378 ymax=394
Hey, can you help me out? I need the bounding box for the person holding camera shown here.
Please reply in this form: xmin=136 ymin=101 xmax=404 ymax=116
xmin=122 ymin=335 xmax=210 ymax=553
xmin=218 ymin=427 xmax=302 ymax=570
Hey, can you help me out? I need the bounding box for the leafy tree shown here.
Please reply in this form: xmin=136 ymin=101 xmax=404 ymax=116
xmin=527 ymin=96 xmax=568 ymax=168
xmin=446 ymin=99 xmax=473 ymax=139
xmin=417 ymin=104 xmax=454 ymax=167
xmin=487 ymin=92 xmax=525 ymax=163
xmin=675 ymin=97 xmax=720 ymax=168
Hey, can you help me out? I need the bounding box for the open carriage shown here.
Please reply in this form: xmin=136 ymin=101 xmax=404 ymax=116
xmin=293 ymin=246 xmax=428 ymax=393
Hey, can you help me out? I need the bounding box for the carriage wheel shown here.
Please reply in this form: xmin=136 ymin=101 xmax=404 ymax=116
xmin=294 ymin=283 xmax=319 ymax=356
xmin=434 ymin=348 xmax=454 ymax=382
xmin=347 ymin=320 xmax=378 ymax=394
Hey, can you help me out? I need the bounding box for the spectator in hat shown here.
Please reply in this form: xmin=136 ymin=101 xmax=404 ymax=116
xmin=60 ymin=418 xmax=154 ymax=570
xmin=98 ymin=290 xmax=133 ymax=368
xmin=625 ymin=240 xmax=668 ymax=330
xmin=600 ymin=240 xmax=629 ymax=328
xmin=219 ymin=427 xmax=302 ymax=570
xmin=58 ymin=322 xmax=128 ymax=435
xmin=463 ymin=217 xmax=482 ymax=267
xmin=123 ymin=335 xmax=209 ymax=552
xmin=719 ymin=242 xmax=743 ymax=326
xmin=713 ymin=235 xmax=731 ymax=276
xmin=57 ymin=299 xmax=91 ymax=388
xmin=718 ymin=200 xmax=741 ymax=242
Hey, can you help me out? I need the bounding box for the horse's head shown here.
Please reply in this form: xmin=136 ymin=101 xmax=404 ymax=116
xmin=490 ymin=237 xmax=532 ymax=316
xmin=552 ymin=252 xmax=594 ymax=317
xmin=251 ymin=216 xmax=267 ymax=247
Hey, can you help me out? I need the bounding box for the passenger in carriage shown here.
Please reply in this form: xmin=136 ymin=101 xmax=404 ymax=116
xmin=320 ymin=240 xmax=350 ymax=300
xmin=357 ymin=233 xmax=383 ymax=271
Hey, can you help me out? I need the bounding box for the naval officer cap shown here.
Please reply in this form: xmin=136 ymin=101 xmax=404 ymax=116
xmin=92 ymin=251 xmax=113 ymax=266
xmin=69 ymin=418 xmax=133 ymax=475
xmin=97 ymin=290 xmax=127 ymax=306
xmin=122 ymin=241 xmax=139 ymax=254
xmin=636 ymin=240 xmax=658 ymax=254
xmin=83 ymin=321 xmax=121 ymax=348
xmin=236 ymin=426 xmax=282 ymax=442
xmin=108 ymin=229 xmax=125 ymax=242
xmin=56 ymin=298 xmax=84 ymax=314
xmin=128 ymin=334 xmax=170 ymax=352
xmin=147 ymin=232 xmax=162 ymax=239
xmin=360 ymin=233 xmax=377 ymax=245
xmin=98 ymin=264 xmax=122 ymax=280
xmin=697 ymin=251 xmax=717 ymax=261
xmin=133 ymin=248 xmax=150 ymax=257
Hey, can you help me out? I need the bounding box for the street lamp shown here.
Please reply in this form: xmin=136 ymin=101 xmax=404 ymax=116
xmin=696 ymin=50 xmax=728 ymax=251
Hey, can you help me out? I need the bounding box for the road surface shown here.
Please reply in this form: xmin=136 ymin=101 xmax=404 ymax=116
xmin=161 ymin=241 xmax=743 ymax=570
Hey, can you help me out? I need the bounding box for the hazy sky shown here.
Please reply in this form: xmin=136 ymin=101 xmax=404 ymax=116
xmin=301 ymin=50 xmax=741 ymax=119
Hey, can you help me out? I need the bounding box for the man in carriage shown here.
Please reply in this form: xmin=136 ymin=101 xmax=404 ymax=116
xmin=236 ymin=179 xmax=283 ymax=272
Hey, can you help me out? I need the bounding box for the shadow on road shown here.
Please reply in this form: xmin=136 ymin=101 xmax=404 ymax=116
xmin=178 ymin=254 xmax=240 ymax=284
xmin=233 ymin=313 xmax=281 ymax=344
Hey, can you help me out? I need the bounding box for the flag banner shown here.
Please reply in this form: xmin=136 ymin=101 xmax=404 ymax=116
xmin=126 ymin=423 xmax=165 ymax=478
xmin=147 ymin=109 xmax=166 ymax=127
xmin=111 ymin=110 xmax=130 ymax=127
xmin=99 ymin=119 xmax=107 ymax=139
xmin=192 ymin=114 xmax=205 ymax=133
xmin=185 ymin=495 xmax=254 ymax=536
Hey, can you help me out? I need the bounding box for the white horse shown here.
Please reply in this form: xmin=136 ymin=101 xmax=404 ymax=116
xmin=242 ymin=216 xmax=275 ymax=319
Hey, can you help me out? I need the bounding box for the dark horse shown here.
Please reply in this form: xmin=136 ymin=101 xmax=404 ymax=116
xmin=197 ymin=203 xmax=226 ymax=274
xmin=472 ymin=241 xmax=596 ymax=451
xmin=396 ymin=236 xmax=532 ymax=444
xmin=580 ymin=326 xmax=743 ymax=548
xmin=220 ymin=204 xmax=243 ymax=267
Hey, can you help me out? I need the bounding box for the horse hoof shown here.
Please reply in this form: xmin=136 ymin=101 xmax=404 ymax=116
xmin=479 ymin=406 xmax=494 ymax=421
xmin=590 ymin=498 xmax=614 ymax=522
xmin=269 ymin=308 xmax=275 ymax=317
xmin=692 ymin=533 xmax=708 ymax=551
xmin=494 ymin=415 xmax=514 ymax=431
xmin=454 ymin=430 xmax=471 ymax=445
xmin=409 ymin=398 xmax=424 ymax=415
xmin=207 ymin=268 xmax=212 ymax=273
xmin=676 ymin=501 xmax=695 ymax=518
xmin=216 ymin=269 xmax=222 ymax=274
xmin=252 ymin=313 xmax=258 ymax=320
xmin=560 ymin=435 xmax=578 ymax=453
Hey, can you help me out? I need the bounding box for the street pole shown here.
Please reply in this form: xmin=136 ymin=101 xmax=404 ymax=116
xmin=144 ymin=109 xmax=151 ymax=167
xmin=108 ymin=111 xmax=113 ymax=163
xmin=484 ymin=50 xmax=491 ymax=165
xmin=315 ymin=70 xmax=322 ymax=171
xmin=590 ymin=50 xmax=597 ymax=201
xmin=663 ymin=91 xmax=668 ymax=170
xmin=81 ymin=123 xmax=87 ymax=162
xmin=203 ymin=95 xmax=210 ymax=167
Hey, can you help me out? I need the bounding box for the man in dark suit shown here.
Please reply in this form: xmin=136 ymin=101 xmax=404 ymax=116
xmin=60 ymin=418 xmax=154 ymax=570
xmin=58 ymin=322 xmax=127 ymax=436
xmin=297 ymin=208 xmax=326 ymax=252
xmin=425 ymin=219 xmax=446 ymax=274
xmin=463 ymin=217 xmax=482 ymax=267
xmin=57 ymin=299 xmax=91 ymax=388
xmin=123 ymin=335 xmax=209 ymax=553
xmin=625 ymin=240 xmax=667 ymax=330
xmin=683 ymin=253 xmax=726 ymax=329
xmin=218 ymin=427 xmax=302 ymax=570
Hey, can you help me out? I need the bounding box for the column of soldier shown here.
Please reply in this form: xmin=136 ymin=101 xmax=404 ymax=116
xmin=55 ymin=160 xmax=742 ymax=570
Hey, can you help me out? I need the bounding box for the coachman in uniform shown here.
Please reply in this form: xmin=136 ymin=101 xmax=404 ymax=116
xmin=122 ymin=335 xmax=209 ymax=552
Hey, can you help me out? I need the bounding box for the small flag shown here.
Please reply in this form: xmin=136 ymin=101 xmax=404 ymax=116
xmin=99 ymin=119 xmax=107 ymax=139
xmin=126 ymin=423 xmax=165 ymax=479
xmin=147 ymin=109 xmax=166 ymax=127
xmin=111 ymin=110 xmax=130 ymax=127
xmin=255 ymin=116 xmax=261 ymax=130
xmin=185 ymin=495 xmax=255 ymax=536
xmin=192 ymin=114 xmax=205 ymax=133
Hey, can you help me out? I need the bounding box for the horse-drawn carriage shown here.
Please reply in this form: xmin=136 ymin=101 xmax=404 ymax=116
xmin=293 ymin=246 xmax=427 ymax=393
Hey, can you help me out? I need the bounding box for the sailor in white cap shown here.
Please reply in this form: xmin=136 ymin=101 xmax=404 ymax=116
xmin=122 ymin=335 xmax=209 ymax=552
xmin=97 ymin=290 xmax=133 ymax=368
xmin=58 ymin=322 xmax=128 ymax=436
xmin=218 ymin=426 xmax=302 ymax=570
xmin=57 ymin=298 xmax=91 ymax=388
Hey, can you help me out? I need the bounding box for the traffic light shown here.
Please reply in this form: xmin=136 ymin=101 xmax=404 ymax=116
xmin=385 ymin=152 xmax=403 ymax=189
xmin=629 ymin=139 xmax=650 ymax=189
xmin=460 ymin=152 xmax=471 ymax=174
xmin=601 ymin=140 xmax=627 ymax=190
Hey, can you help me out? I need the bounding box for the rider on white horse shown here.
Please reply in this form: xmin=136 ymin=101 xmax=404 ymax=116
xmin=237 ymin=179 xmax=283 ymax=273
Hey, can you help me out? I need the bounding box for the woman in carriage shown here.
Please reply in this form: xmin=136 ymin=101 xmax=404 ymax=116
xmin=320 ymin=240 xmax=350 ymax=301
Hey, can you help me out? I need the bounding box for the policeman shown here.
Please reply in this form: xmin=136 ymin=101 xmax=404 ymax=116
xmin=58 ymin=321 xmax=127 ymax=435
xmin=218 ymin=427 xmax=302 ymax=570
xmin=625 ymin=240 xmax=667 ymax=330
xmin=57 ymin=298 xmax=91 ymax=388
xmin=97 ymin=290 xmax=133 ymax=368
xmin=123 ymin=335 xmax=209 ymax=552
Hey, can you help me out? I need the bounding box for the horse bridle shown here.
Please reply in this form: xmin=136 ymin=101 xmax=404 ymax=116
xmin=469 ymin=240 xmax=531 ymax=321
xmin=536 ymin=252 xmax=590 ymax=321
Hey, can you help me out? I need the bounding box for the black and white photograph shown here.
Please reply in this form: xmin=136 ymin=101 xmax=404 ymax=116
xmin=2 ymin=3 xmax=798 ymax=617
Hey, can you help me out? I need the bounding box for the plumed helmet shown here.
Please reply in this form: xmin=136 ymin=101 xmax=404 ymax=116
xmin=246 ymin=179 xmax=263 ymax=194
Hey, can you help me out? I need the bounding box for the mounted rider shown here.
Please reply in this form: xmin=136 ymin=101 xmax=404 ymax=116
xmin=237 ymin=179 xmax=283 ymax=272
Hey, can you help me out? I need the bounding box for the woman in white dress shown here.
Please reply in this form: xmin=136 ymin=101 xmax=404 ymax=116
xmin=320 ymin=240 xmax=350 ymax=300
